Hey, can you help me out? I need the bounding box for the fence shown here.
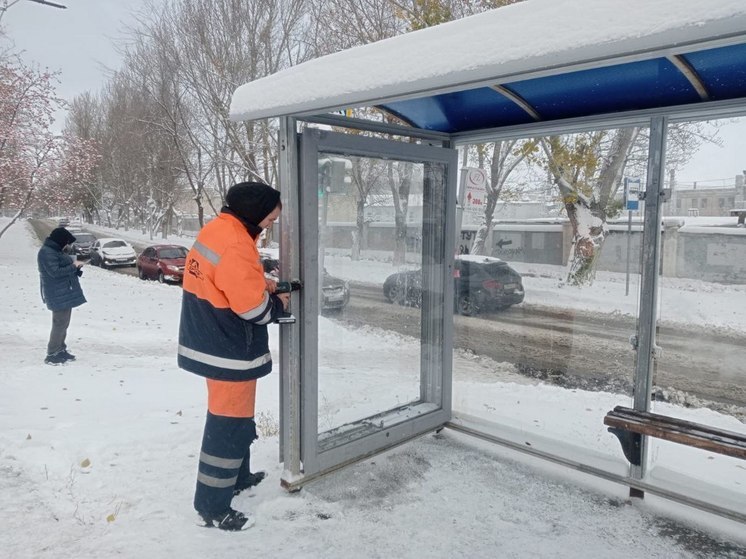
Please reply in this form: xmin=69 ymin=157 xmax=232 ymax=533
xmin=324 ymin=219 xmax=746 ymax=284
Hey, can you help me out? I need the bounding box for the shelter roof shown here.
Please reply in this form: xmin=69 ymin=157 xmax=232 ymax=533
xmin=230 ymin=0 xmax=746 ymax=134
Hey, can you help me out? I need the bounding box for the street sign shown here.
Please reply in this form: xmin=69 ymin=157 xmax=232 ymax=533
xmin=463 ymin=167 xmax=488 ymax=213
xmin=624 ymin=177 xmax=641 ymax=211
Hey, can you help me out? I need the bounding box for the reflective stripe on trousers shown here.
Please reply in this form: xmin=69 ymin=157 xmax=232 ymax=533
xmin=194 ymin=412 xmax=258 ymax=517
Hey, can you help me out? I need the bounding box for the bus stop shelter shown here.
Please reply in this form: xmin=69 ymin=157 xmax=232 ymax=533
xmin=229 ymin=0 xmax=746 ymax=523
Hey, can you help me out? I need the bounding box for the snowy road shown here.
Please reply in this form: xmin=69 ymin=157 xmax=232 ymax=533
xmin=342 ymin=282 xmax=746 ymax=417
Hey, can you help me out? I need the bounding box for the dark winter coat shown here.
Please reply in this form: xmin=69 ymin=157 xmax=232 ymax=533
xmin=38 ymin=238 xmax=87 ymax=311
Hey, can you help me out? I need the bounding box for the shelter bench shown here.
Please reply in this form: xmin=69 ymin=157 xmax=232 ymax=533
xmin=604 ymin=405 xmax=746 ymax=466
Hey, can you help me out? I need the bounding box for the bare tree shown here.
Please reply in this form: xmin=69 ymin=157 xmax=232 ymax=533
xmin=308 ymin=0 xmax=400 ymax=55
xmin=469 ymin=139 xmax=534 ymax=255
xmin=388 ymin=0 xmax=522 ymax=31
xmin=0 ymin=60 xmax=96 ymax=239
xmin=349 ymin=156 xmax=388 ymax=259
xmin=539 ymin=128 xmax=639 ymax=285
xmin=113 ymin=0 xmax=311 ymax=230
xmin=388 ymin=159 xmax=415 ymax=265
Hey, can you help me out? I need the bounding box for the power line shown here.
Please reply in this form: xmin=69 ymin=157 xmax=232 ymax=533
xmin=27 ymin=0 xmax=67 ymax=9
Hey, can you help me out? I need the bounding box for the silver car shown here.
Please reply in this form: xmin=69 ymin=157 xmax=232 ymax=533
xmin=90 ymin=238 xmax=137 ymax=268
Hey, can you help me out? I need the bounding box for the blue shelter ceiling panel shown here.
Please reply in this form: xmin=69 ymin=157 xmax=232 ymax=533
xmin=377 ymin=47 xmax=746 ymax=136
xmin=506 ymin=58 xmax=701 ymax=122
xmin=381 ymin=87 xmax=533 ymax=134
xmin=683 ymin=43 xmax=746 ymax=100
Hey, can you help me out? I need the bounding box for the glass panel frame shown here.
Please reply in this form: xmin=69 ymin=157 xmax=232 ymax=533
xmin=449 ymin=125 xmax=648 ymax=477
xmin=647 ymin=114 xmax=746 ymax=517
xmin=279 ymin=106 xmax=746 ymax=520
xmin=296 ymin=128 xmax=458 ymax=477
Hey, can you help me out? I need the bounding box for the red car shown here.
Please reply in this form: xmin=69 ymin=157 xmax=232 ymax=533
xmin=136 ymin=244 xmax=188 ymax=283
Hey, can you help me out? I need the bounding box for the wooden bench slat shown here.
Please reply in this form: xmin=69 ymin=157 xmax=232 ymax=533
xmin=606 ymin=412 xmax=746 ymax=448
xmin=610 ymin=406 xmax=746 ymax=441
xmin=607 ymin=417 xmax=746 ymax=448
xmin=604 ymin=406 xmax=746 ymax=461
xmin=610 ymin=406 xmax=746 ymax=440
xmin=604 ymin=417 xmax=746 ymax=459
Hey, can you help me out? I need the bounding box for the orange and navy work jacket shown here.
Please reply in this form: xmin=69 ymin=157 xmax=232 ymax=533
xmin=177 ymin=211 xmax=280 ymax=381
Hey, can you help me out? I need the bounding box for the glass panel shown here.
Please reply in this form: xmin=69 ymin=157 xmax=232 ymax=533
xmin=316 ymin=152 xmax=445 ymax=434
xmin=650 ymin=116 xmax=746 ymax=514
xmin=452 ymin=127 xmax=647 ymax=474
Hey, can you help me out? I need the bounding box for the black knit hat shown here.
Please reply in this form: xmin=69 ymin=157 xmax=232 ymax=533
xmin=225 ymin=182 xmax=281 ymax=227
xmin=48 ymin=227 xmax=76 ymax=248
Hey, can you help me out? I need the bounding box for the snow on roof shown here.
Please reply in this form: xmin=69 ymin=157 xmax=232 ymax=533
xmin=230 ymin=0 xmax=746 ymax=122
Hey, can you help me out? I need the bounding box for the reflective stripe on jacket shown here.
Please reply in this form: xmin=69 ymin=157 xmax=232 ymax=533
xmin=177 ymin=212 xmax=279 ymax=381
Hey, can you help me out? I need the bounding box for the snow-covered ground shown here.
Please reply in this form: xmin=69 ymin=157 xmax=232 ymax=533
xmin=1 ymin=218 xmax=745 ymax=558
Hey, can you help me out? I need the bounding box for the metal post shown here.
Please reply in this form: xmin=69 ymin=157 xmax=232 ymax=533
xmin=625 ymin=210 xmax=632 ymax=296
xmin=455 ymin=148 xmax=468 ymax=252
xmin=631 ymin=116 xmax=668 ymax=487
xmin=278 ymin=116 xmax=303 ymax=484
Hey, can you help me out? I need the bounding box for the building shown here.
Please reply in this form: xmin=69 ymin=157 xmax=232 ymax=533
xmin=666 ymin=173 xmax=746 ymax=216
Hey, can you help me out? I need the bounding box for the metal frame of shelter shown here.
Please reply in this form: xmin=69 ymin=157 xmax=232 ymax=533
xmin=232 ymin=4 xmax=746 ymax=524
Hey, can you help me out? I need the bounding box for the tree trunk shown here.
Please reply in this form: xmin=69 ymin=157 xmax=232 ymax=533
xmin=389 ymin=161 xmax=412 ymax=266
xmin=542 ymin=129 xmax=638 ymax=286
xmin=352 ymin=197 xmax=365 ymax=260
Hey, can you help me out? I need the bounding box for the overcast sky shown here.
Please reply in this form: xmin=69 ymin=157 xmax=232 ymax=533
xmin=2 ymin=0 xmax=744 ymax=186
xmin=2 ymin=0 xmax=153 ymax=128
xmin=677 ymin=121 xmax=746 ymax=186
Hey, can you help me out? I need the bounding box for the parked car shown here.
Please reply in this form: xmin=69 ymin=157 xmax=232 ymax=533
xmin=70 ymin=232 xmax=97 ymax=259
xmin=383 ymin=255 xmax=524 ymax=316
xmin=260 ymin=255 xmax=350 ymax=311
xmin=90 ymin=238 xmax=137 ymax=268
xmin=136 ymin=244 xmax=188 ymax=283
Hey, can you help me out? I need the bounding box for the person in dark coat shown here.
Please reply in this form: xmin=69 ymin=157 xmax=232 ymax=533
xmin=38 ymin=227 xmax=86 ymax=365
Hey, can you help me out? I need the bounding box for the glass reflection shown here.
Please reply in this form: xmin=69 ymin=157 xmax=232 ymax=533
xmin=451 ymin=129 xmax=647 ymax=472
xmin=316 ymin=153 xmax=440 ymax=434
xmin=650 ymin=117 xmax=746 ymax=512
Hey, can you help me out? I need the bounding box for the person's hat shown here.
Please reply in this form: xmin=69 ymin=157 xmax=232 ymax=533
xmin=225 ymin=182 xmax=281 ymax=227
xmin=48 ymin=227 xmax=76 ymax=248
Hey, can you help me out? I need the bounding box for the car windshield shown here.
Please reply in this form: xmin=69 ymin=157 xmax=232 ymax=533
xmin=103 ymin=240 xmax=128 ymax=249
xmin=75 ymin=234 xmax=96 ymax=243
xmin=159 ymin=247 xmax=187 ymax=259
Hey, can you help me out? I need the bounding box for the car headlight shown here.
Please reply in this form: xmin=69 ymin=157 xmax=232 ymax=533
xmin=166 ymin=265 xmax=180 ymax=272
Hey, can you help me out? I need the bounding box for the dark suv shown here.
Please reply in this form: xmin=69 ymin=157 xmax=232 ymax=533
xmin=71 ymin=232 xmax=97 ymax=259
xmin=383 ymin=255 xmax=524 ymax=315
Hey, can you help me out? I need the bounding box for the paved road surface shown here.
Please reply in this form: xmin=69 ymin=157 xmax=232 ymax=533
xmin=335 ymin=282 xmax=746 ymax=416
